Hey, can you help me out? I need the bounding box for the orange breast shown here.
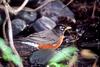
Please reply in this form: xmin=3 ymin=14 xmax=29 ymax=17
xmin=38 ymin=35 xmax=64 ymax=49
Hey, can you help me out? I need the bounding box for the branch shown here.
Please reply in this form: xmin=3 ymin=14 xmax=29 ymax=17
xmin=0 ymin=5 xmax=8 ymax=43
xmin=6 ymin=0 xmax=29 ymax=15
xmin=7 ymin=0 xmax=54 ymax=13
xmin=63 ymin=0 xmax=74 ymax=9
xmin=3 ymin=18 xmax=8 ymax=43
xmin=2 ymin=0 xmax=23 ymax=67
xmin=91 ymin=0 xmax=96 ymax=18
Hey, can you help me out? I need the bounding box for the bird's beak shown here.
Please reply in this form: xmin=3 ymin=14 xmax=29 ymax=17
xmin=63 ymin=26 xmax=72 ymax=33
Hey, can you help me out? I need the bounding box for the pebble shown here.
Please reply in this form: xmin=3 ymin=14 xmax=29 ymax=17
xmin=17 ymin=11 xmax=37 ymax=24
xmin=40 ymin=1 xmax=75 ymax=22
xmin=32 ymin=16 xmax=56 ymax=32
xmin=12 ymin=18 xmax=27 ymax=36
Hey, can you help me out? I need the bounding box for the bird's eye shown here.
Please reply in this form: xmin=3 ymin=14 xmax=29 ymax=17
xmin=59 ymin=26 xmax=65 ymax=31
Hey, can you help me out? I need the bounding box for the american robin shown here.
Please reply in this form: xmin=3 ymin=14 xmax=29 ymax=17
xmin=15 ymin=25 xmax=71 ymax=49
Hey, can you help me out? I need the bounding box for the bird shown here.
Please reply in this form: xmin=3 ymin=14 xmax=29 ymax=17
xmin=14 ymin=24 xmax=72 ymax=49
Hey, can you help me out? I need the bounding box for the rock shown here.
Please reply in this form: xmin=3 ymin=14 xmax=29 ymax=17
xmin=40 ymin=1 xmax=75 ymax=22
xmin=32 ymin=16 xmax=56 ymax=32
xmin=17 ymin=11 xmax=37 ymax=24
xmin=12 ymin=18 xmax=27 ymax=36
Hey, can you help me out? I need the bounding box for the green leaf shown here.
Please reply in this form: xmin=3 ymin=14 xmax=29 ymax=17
xmin=11 ymin=55 xmax=22 ymax=65
xmin=0 ymin=38 xmax=22 ymax=65
xmin=49 ymin=47 xmax=78 ymax=63
xmin=48 ymin=62 xmax=68 ymax=67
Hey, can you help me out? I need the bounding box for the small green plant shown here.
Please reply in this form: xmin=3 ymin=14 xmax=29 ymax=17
xmin=0 ymin=38 xmax=22 ymax=66
xmin=47 ymin=62 xmax=68 ymax=67
xmin=48 ymin=46 xmax=78 ymax=67
xmin=49 ymin=46 xmax=78 ymax=63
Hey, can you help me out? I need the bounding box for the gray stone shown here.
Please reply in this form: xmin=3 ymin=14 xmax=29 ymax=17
xmin=12 ymin=19 xmax=27 ymax=36
xmin=32 ymin=16 xmax=56 ymax=32
xmin=40 ymin=1 xmax=74 ymax=22
xmin=17 ymin=11 xmax=37 ymax=24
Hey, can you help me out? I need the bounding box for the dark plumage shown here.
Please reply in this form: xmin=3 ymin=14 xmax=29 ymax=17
xmin=14 ymin=25 xmax=71 ymax=49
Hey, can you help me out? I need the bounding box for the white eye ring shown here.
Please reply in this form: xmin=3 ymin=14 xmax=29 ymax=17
xmin=60 ymin=26 xmax=64 ymax=31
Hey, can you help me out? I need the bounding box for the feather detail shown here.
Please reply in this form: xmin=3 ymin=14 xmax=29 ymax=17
xmin=38 ymin=35 xmax=64 ymax=49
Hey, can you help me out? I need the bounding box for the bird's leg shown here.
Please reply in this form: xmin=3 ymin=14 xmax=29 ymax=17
xmin=38 ymin=35 xmax=64 ymax=49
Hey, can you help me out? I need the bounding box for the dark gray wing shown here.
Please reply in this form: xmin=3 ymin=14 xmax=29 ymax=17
xmin=16 ymin=30 xmax=59 ymax=44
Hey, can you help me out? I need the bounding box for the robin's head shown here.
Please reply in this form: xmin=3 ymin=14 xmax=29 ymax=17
xmin=53 ymin=24 xmax=72 ymax=36
xmin=53 ymin=16 xmax=74 ymax=36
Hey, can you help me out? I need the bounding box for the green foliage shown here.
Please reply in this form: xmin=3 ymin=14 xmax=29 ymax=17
xmin=48 ymin=62 xmax=68 ymax=67
xmin=49 ymin=46 xmax=78 ymax=63
xmin=0 ymin=38 xmax=22 ymax=65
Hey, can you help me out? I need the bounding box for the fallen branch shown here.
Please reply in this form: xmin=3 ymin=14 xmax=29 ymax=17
xmin=91 ymin=0 xmax=96 ymax=18
xmin=3 ymin=0 xmax=29 ymax=15
xmin=2 ymin=0 xmax=23 ymax=67
xmin=0 ymin=5 xmax=8 ymax=43
xmin=7 ymin=0 xmax=54 ymax=13
xmin=63 ymin=0 xmax=74 ymax=9
xmin=31 ymin=0 xmax=55 ymax=12
xmin=5 ymin=6 xmax=23 ymax=67
xmin=2 ymin=18 xmax=8 ymax=43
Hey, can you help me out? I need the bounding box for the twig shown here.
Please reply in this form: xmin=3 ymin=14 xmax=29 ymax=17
xmin=0 ymin=5 xmax=5 ymax=9
xmin=5 ymin=6 xmax=23 ymax=67
xmin=68 ymin=55 xmax=78 ymax=67
xmin=31 ymin=0 xmax=55 ymax=12
xmin=7 ymin=0 xmax=54 ymax=13
xmin=60 ymin=0 xmax=74 ymax=15
xmin=0 ymin=5 xmax=8 ymax=43
xmin=16 ymin=0 xmax=55 ymax=12
xmin=3 ymin=18 xmax=8 ymax=43
xmin=3 ymin=0 xmax=17 ymax=56
xmin=66 ymin=0 xmax=74 ymax=6
xmin=2 ymin=0 xmax=23 ymax=67
xmin=63 ymin=0 xmax=74 ymax=9
xmin=9 ymin=62 xmax=15 ymax=67
xmin=1 ymin=0 xmax=54 ymax=14
xmin=6 ymin=0 xmax=29 ymax=15
xmin=91 ymin=0 xmax=96 ymax=18
xmin=92 ymin=56 xmax=98 ymax=67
